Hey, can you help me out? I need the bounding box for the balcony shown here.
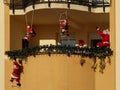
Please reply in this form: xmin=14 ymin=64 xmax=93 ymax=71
xmin=9 ymin=0 xmax=110 ymax=14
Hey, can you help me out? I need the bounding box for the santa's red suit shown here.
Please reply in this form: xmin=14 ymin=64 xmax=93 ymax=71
xmin=65 ymin=19 xmax=69 ymax=24
xmin=27 ymin=25 xmax=33 ymax=34
xmin=79 ymin=40 xmax=84 ymax=47
xmin=24 ymin=33 xmax=31 ymax=40
xmin=24 ymin=25 xmax=36 ymax=40
xmin=11 ymin=61 xmax=21 ymax=83
xmin=96 ymin=27 xmax=110 ymax=47
xmin=60 ymin=21 xmax=65 ymax=29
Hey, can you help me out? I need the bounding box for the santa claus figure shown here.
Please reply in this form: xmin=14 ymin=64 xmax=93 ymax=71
xmin=23 ymin=25 xmax=36 ymax=48
xmin=24 ymin=25 xmax=36 ymax=40
xmin=60 ymin=19 xmax=69 ymax=36
xmin=10 ymin=57 xmax=22 ymax=87
xmin=96 ymin=27 xmax=110 ymax=47
xmin=27 ymin=25 xmax=33 ymax=34
xmin=79 ymin=40 xmax=84 ymax=47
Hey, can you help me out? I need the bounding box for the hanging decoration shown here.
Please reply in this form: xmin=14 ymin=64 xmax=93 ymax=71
xmin=91 ymin=57 xmax=97 ymax=72
xmin=23 ymin=25 xmax=36 ymax=40
xmin=59 ymin=10 xmax=69 ymax=36
xmin=96 ymin=26 xmax=110 ymax=47
xmin=10 ymin=57 xmax=23 ymax=87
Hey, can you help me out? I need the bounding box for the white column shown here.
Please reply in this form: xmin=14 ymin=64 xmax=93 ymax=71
xmin=116 ymin=0 xmax=120 ymax=90
xmin=0 ymin=0 xmax=5 ymax=90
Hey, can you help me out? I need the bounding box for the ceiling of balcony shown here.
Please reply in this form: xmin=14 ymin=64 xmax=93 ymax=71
xmin=11 ymin=8 xmax=109 ymax=26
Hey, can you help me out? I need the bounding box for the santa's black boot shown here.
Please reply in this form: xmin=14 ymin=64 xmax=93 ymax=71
xmin=10 ymin=78 xmax=14 ymax=82
xmin=17 ymin=83 xmax=21 ymax=87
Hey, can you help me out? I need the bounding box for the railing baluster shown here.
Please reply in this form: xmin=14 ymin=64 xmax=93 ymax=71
xmin=32 ymin=0 xmax=35 ymax=9
xmin=23 ymin=0 xmax=26 ymax=12
xmin=48 ymin=0 xmax=51 ymax=7
xmin=67 ymin=0 xmax=71 ymax=8
xmin=12 ymin=0 xmax=15 ymax=14
xmin=103 ymin=0 xmax=105 ymax=12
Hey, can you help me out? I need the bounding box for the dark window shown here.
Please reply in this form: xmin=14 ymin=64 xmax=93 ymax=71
xmin=91 ymin=39 xmax=102 ymax=47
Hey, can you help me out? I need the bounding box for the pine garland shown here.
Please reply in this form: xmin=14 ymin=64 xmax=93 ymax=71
xmin=5 ymin=45 xmax=113 ymax=73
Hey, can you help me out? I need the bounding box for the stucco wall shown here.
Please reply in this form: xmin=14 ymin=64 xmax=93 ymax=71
xmin=95 ymin=57 xmax=115 ymax=90
xmin=5 ymin=55 xmax=95 ymax=90
xmin=115 ymin=0 xmax=120 ymax=90
xmin=0 ymin=1 xmax=5 ymax=90
xmin=10 ymin=16 xmax=26 ymax=50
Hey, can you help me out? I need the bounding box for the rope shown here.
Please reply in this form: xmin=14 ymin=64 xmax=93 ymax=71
xmin=53 ymin=9 xmax=68 ymax=20
xmin=25 ymin=14 xmax=28 ymax=28
xmin=31 ymin=9 xmax=35 ymax=28
xmin=59 ymin=10 xmax=67 ymax=20
xmin=25 ymin=9 xmax=35 ymax=28
xmin=65 ymin=10 xmax=67 ymax=19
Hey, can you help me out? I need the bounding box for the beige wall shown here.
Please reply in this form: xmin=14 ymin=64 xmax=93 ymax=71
xmin=0 ymin=1 xmax=5 ymax=90
xmin=5 ymin=5 xmax=10 ymax=51
xmin=10 ymin=16 xmax=26 ymax=50
xmin=5 ymin=55 xmax=95 ymax=90
xmin=95 ymin=57 xmax=115 ymax=90
xmin=115 ymin=0 xmax=120 ymax=90
xmin=29 ymin=24 xmax=59 ymax=46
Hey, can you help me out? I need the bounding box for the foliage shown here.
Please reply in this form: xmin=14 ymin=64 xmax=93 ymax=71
xmin=5 ymin=45 xmax=113 ymax=73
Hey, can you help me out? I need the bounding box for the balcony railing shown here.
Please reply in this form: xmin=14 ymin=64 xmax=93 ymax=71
xmin=9 ymin=0 xmax=110 ymax=13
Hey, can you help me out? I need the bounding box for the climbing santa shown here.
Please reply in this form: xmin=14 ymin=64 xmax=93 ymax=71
xmin=10 ymin=57 xmax=23 ymax=87
xmin=96 ymin=26 xmax=110 ymax=47
xmin=60 ymin=18 xmax=69 ymax=36
xmin=22 ymin=25 xmax=36 ymax=48
xmin=24 ymin=25 xmax=36 ymax=40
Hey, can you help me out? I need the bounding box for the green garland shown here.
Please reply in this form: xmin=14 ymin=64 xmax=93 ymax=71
xmin=5 ymin=45 xmax=113 ymax=73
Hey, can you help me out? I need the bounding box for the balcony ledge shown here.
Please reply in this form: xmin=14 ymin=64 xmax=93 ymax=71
xmin=10 ymin=3 xmax=109 ymax=15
